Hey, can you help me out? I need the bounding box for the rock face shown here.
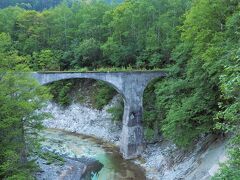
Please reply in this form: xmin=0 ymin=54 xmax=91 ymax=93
xmin=42 ymin=96 xmax=122 ymax=146
xmin=134 ymin=135 xmax=229 ymax=180
xmin=79 ymin=157 xmax=104 ymax=180
xmin=36 ymin=156 xmax=103 ymax=180
xmin=36 ymin=157 xmax=85 ymax=180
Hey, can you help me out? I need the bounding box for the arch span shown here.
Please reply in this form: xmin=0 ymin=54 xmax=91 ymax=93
xmin=31 ymin=71 xmax=166 ymax=159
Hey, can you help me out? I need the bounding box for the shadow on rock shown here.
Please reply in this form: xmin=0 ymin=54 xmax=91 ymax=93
xmin=78 ymin=156 xmax=103 ymax=180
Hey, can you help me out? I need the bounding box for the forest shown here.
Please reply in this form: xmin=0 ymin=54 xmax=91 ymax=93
xmin=0 ymin=0 xmax=123 ymax=11
xmin=0 ymin=0 xmax=239 ymax=179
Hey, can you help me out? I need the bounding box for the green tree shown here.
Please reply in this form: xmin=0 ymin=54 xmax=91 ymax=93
xmin=14 ymin=10 xmax=43 ymax=54
xmin=0 ymin=32 xmax=50 ymax=179
xmin=155 ymin=0 xmax=233 ymax=147
xmin=0 ymin=7 xmax=24 ymax=35
xmin=72 ymin=38 xmax=102 ymax=69
xmin=32 ymin=49 xmax=60 ymax=71
xmin=213 ymin=7 xmax=240 ymax=178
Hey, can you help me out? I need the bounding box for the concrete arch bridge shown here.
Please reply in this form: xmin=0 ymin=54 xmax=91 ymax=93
xmin=31 ymin=71 xmax=166 ymax=159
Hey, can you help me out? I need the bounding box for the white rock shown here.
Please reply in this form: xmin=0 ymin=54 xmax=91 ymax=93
xmin=209 ymin=164 xmax=220 ymax=176
xmin=41 ymin=96 xmax=122 ymax=145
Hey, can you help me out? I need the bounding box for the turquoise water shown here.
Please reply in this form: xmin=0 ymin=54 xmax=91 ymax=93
xmin=40 ymin=129 xmax=146 ymax=180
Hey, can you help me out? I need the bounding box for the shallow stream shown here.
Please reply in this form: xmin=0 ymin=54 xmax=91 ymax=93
xmin=40 ymin=128 xmax=146 ymax=180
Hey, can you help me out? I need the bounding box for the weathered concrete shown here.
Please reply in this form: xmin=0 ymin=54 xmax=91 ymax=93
xmin=31 ymin=71 xmax=166 ymax=159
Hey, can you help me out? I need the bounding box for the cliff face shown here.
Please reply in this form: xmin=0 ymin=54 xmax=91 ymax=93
xmin=42 ymin=96 xmax=228 ymax=180
xmin=135 ymin=135 xmax=228 ymax=180
xmin=42 ymin=95 xmax=122 ymax=145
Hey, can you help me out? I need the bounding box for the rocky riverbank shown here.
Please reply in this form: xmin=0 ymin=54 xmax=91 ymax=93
xmin=134 ymin=135 xmax=228 ymax=180
xmin=36 ymin=151 xmax=103 ymax=180
xmin=41 ymin=97 xmax=229 ymax=180
xmin=36 ymin=157 xmax=84 ymax=180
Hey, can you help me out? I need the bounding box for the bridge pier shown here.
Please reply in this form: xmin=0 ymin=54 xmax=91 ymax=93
xmin=120 ymin=97 xmax=145 ymax=159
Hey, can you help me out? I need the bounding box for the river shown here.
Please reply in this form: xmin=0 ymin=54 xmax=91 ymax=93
xmin=39 ymin=128 xmax=146 ymax=180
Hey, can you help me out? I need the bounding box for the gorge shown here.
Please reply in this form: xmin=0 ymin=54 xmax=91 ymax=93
xmin=37 ymin=80 xmax=229 ymax=180
xmin=1 ymin=0 xmax=239 ymax=179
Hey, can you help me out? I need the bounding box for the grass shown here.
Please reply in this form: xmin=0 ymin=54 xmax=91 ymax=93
xmin=39 ymin=151 xmax=65 ymax=165
xmin=37 ymin=66 xmax=165 ymax=73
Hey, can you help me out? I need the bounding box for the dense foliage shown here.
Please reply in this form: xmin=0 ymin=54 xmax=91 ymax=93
xmin=0 ymin=33 xmax=50 ymax=179
xmin=0 ymin=0 xmax=62 ymax=11
xmin=0 ymin=0 xmax=239 ymax=178
xmin=49 ymin=79 xmax=117 ymax=109
xmin=0 ymin=0 xmax=123 ymax=11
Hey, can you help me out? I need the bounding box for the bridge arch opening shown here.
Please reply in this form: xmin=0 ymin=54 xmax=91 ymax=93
xmin=41 ymin=77 xmax=126 ymax=102
xmin=41 ymin=78 xmax=125 ymax=145
xmin=45 ymin=78 xmax=125 ymax=114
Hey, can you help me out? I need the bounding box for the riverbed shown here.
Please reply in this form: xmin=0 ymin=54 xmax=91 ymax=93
xmin=39 ymin=128 xmax=146 ymax=180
